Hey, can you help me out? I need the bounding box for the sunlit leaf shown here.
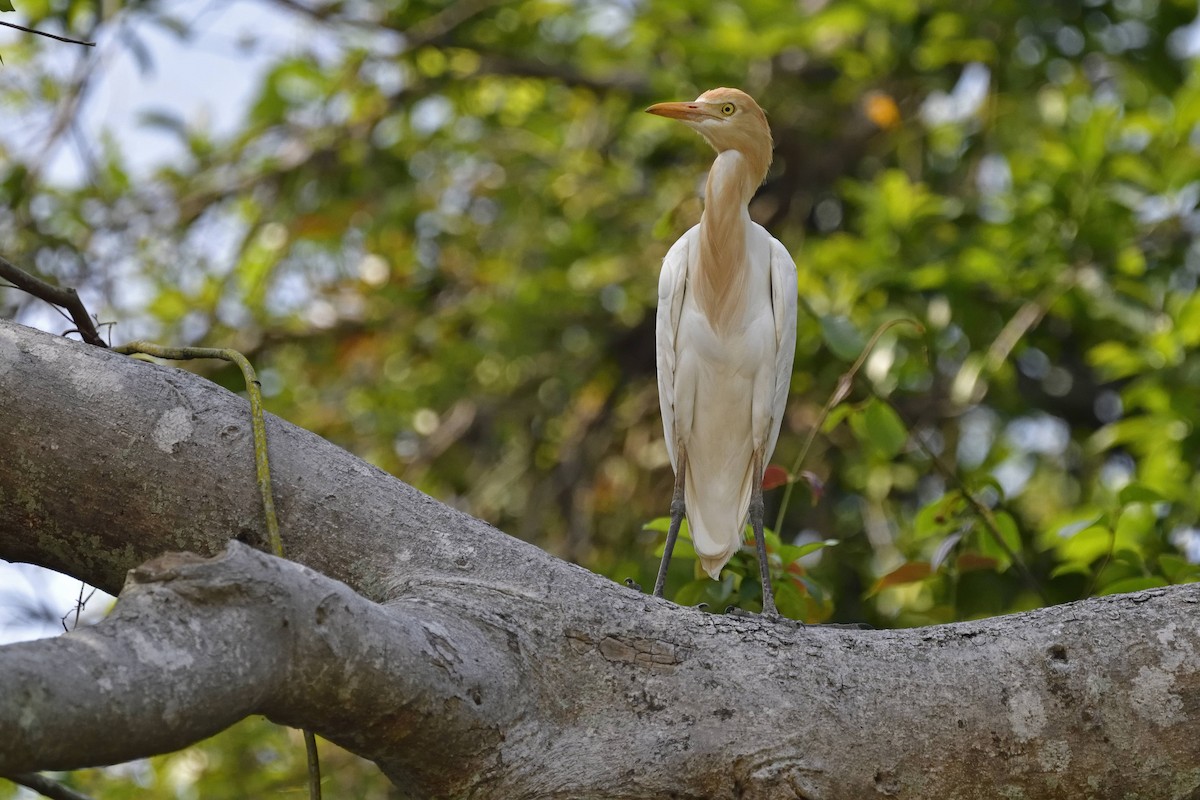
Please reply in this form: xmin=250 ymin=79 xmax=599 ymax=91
xmin=1057 ymin=526 xmax=1113 ymax=566
xmin=1118 ymin=484 xmax=1164 ymax=506
xmin=779 ymin=539 xmax=839 ymax=564
xmin=867 ymin=562 xmax=933 ymax=596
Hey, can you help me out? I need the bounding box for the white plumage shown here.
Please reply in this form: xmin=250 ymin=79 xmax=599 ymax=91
xmin=656 ymin=223 xmax=797 ymax=577
xmin=646 ymin=88 xmax=797 ymax=613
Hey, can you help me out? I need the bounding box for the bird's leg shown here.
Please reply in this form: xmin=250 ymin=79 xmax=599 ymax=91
xmin=750 ymin=450 xmax=778 ymax=617
xmin=653 ymin=447 xmax=687 ymax=598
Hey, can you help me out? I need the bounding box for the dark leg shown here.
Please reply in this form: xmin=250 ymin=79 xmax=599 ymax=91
xmin=653 ymin=448 xmax=687 ymax=598
xmin=750 ymin=450 xmax=778 ymax=617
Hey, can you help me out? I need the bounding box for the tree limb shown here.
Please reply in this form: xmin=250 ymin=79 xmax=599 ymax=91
xmin=0 ymin=544 xmax=515 ymax=790
xmin=2 ymin=317 xmax=1200 ymax=798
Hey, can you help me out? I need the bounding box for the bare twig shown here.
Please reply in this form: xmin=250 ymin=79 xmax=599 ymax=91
xmin=0 ymin=20 xmax=95 ymax=46
xmin=60 ymin=583 xmax=98 ymax=632
xmin=3 ymin=773 xmax=96 ymax=800
xmin=0 ymin=255 xmax=107 ymax=347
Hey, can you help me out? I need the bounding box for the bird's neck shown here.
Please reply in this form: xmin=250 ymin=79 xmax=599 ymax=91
xmin=696 ymin=150 xmax=760 ymax=333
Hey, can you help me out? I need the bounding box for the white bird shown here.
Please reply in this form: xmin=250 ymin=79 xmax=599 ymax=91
xmin=646 ymin=88 xmax=797 ymax=616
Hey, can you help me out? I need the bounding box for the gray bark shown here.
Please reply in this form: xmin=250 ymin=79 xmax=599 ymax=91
xmin=1 ymin=317 xmax=1199 ymax=799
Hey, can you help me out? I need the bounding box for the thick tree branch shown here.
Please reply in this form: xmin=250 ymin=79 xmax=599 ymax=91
xmin=0 ymin=544 xmax=515 ymax=790
xmin=2 ymin=317 xmax=1200 ymax=798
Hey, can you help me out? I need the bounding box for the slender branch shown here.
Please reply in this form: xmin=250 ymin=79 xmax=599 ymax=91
xmin=3 ymin=773 xmax=96 ymax=800
xmin=899 ymin=406 xmax=1048 ymax=603
xmin=0 ymin=255 xmax=107 ymax=347
xmin=401 ymin=0 xmax=508 ymax=48
xmin=773 ymin=317 xmax=924 ymax=533
xmin=0 ymin=20 xmax=95 ymax=46
xmin=112 ymin=343 xmax=282 ymax=557
xmin=60 ymin=583 xmax=97 ymax=632
xmin=983 ymin=272 xmax=1075 ymax=372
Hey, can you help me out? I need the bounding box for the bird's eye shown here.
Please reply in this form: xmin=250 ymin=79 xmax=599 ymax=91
xmin=721 ymin=103 xmax=736 ymax=116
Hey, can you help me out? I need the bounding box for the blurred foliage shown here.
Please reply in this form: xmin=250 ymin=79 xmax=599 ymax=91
xmin=7 ymin=0 xmax=1200 ymax=787
xmin=0 ymin=719 xmax=395 ymax=799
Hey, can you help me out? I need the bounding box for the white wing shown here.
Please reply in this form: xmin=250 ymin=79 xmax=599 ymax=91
xmin=655 ymin=224 xmax=696 ymax=473
xmin=763 ymin=234 xmax=798 ymax=465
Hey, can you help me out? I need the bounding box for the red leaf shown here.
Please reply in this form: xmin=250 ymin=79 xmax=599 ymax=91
xmin=956 ymin=553 xmax=999 ymax=573
xmin=867 ymin=562 xmax=933 ymax=596
xmin=762 ymin=464 xmax=790 ymax=490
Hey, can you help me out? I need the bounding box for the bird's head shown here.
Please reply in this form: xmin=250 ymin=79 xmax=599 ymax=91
xmin=646 ymin=87 xmax=772 ymax=181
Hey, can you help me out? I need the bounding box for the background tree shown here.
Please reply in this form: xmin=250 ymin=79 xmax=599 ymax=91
xmin=5 ymin=0 xmax=1200 ymax=794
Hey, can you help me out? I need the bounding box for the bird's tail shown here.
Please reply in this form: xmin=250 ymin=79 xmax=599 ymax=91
xmin=684 ymin=452 xmax=754 ymax=580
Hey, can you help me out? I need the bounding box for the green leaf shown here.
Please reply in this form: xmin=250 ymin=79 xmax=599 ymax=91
xmin=778 ymin=538 xmax=839 ymax=563
xmin=1118 ymin=483 xmax=1164 ymax=506
xmin=849 ymin=399 xmax=908 ymax=459
xmin=1158 ymin=554 xmax=1200 ymax=584
xmin=0 ymin=1 xmax=14 ymax=12
xmin=1096 ymin=576 xmax=1169 ymax=596
xmin=774 ymin=580 xmax=809 ymax=620
xmin=654 ymin=537 xmax=695 ymax=559
xmin=913 ymin=491 xmax=965 ymax=540
xmin=1053 ymin=514 xmax=1106 ymax=541
xmin=977 ymin=511 xmax=1020 ymax=571
xmin=644 ymin=517 xmax=691 ymax=540
xmin=820 ymin=315 xmax=866 ymax=361
xmin=673 ymin=579 xmax=711 ymax=607
xmin=1050 ymin=561 xmax=1092 ymax=579
xmin=821 ymin=403 xmax=854 ymax=432
xmin=645 ymin=518 xmax=694 ymax=558
xmin=744 ymin=524 xmax=782 ymax=551
xmin=1057 ymin=526 xmax=1112 ymax=565
xmin=864 ymin=400 xmax=908 ymax=458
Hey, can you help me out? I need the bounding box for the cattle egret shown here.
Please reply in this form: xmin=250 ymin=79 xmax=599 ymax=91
xmin=646 ymin=88 xmax=797 ymax=616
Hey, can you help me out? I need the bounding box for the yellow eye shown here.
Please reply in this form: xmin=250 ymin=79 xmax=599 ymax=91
xmin=721 ymin=103 xmax=736 ymax=116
